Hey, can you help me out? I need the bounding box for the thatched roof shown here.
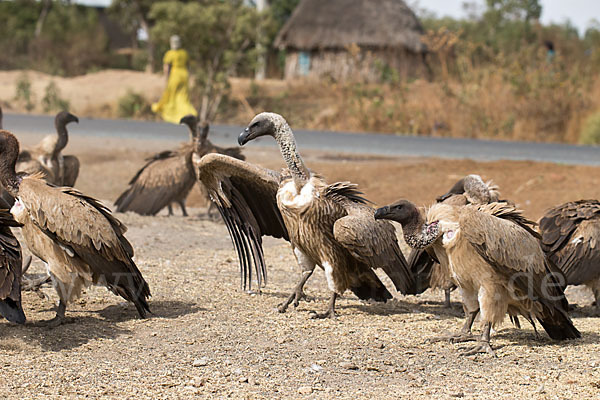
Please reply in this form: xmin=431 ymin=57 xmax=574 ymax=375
xmin=274 ymin=0 xmax=426 ymax=53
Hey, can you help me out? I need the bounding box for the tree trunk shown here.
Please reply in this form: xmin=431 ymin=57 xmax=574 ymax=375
xmin=35 ymin=0 xmax=53 ymax=38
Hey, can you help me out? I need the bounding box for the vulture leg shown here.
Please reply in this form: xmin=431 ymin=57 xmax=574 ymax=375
xmin=310 ymin=292 xmax=338 ymax=319
xmin=206 ymin=202 xmax=220 ymax=221
xmin=278 ymin=248 xmax=315 ymax=313
xmin=460 ymin=322 xmax=496 ymax=357
xmin=278 ymin=269 xmax=314 ymax=313
xmin=178 ymin=200 xmax=188 ymax=217
xmin=22 ymin=274 xmax=51 ymax=291
xmin=21 ymin=255 xmax=32 ymax=274
xmin=443 ymin=288 xmax=452 ymax=308
xmin=167 ymin=204 xmax=174 ymax=216
xmin=43 ymin=300 xmax=67 ymax=328
xmin=428 ymin=309 xmax=479 ymax=343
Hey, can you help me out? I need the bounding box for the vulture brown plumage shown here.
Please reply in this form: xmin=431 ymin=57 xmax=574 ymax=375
xmin=0 ymin=197 xmax=26 ymax=325
xmin=0 ymin=130 xmax=150 ymax=326
xmin=407 ymin=174 xmax=501 ymax=306
xmin=195 ymin=112 xmax=413 ymax=318
xmin=17 ymin=111 xmax=80 ymax=187
xmin=539 ymin=200 xmax=600 ymax=310
xmin=375 ymin=200 xmax=580 ymax=355
xmin=115 ymin=115 xmax=244 ymax=216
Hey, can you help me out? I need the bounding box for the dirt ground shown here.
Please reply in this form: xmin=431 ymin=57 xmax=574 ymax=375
xmin=0 ymin=130 xmax=600 ymax=399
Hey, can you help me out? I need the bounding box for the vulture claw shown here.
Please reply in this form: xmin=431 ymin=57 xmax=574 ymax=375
xmin=459 ymin=341 xmax=496 ymax=357
xmin=426 ymin=332 xmax=475 ymax=344
xmin=277 ymin=288 xmax=308 ymax=313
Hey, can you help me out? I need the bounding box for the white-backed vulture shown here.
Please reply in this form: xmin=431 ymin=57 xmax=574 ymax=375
xmin=0 ymin=197 xmax=26 ymax=324
xmin=539 ymin=200 xmax=600 ymax=310
xmin=408 ymin=175 xmax=501 ymax=307
xmin=195 ymin=112 xmax=413 ymax=318
xmin=0 ymin=130 xmax=150 ymax=326
xmin=115 ymin=115 xmax=245 ymax=217
xmin=17 ymin=111 xmax=80 ymax=187
xmin=375 ymin=200 xmax=580 ymax=355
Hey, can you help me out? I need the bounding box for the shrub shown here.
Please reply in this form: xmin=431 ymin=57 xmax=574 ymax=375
xmin=41 ymin=81 xmax=69 ymax=112
xmin=117 ymin=91 xmax=151 ymax=118
xmin=579 ymin=112 xmax=600 ymax=145
xmin=13 ymin=73 xmax=35 ymax=112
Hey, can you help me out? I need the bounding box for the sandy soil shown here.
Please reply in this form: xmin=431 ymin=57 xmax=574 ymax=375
xmin=0 ymin=131 xmax=599 ymax=399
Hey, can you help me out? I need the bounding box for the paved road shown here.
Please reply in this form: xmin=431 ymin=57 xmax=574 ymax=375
xmin=4 ymin=113 xmax=600 ymax=166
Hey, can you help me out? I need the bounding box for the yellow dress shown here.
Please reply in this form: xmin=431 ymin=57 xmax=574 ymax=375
xmin=151 ymin=49 xmax=197 ymax=123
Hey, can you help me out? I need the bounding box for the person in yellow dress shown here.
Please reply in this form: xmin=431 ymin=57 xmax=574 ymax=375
xmin=151 ymin=35 xmax=198 ymax=123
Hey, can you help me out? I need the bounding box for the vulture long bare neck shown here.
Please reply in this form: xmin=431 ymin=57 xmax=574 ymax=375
xmin=273 ymin=121 xmax=310 ymax=188
xmin=53 ymin=114 xmax=70 ymax=157
xmin=0 ymin=130 xmax=22 ymax=197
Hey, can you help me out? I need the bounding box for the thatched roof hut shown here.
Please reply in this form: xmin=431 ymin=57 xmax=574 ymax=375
xmin=274 ymin=0 xmax=428 ymax=81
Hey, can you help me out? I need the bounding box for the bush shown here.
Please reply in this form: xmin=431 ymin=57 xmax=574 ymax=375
xmin=42 ymin=81 xmax=69 ymax=112
xmin=117 ymin=91 xmax=151 ymax=118
xmin=579 ymin=112 xmax=600 ymax=145
xmin=13 ymin=73 xmax=35 ymax=112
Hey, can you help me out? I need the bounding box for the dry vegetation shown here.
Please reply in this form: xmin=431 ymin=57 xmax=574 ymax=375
xmin=1 ymin=132 xmax=599 ymax=398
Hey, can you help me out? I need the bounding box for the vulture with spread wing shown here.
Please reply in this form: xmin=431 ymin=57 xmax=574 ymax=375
xmin=539 ymin=200 xmax=600 ymax=310
xmin=115 ymin=115 xmax=244 ymax=216
xmin=376 ymin=200 xmax=579 ymax=355
xmin=195 ymin=112 xmax=413 ymax=318
xmin=0 ymin=130 xmax=150 ymax=326
xmin=408 ymin=174 xmax=501 ymax=306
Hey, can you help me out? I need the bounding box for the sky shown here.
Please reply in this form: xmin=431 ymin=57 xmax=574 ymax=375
xmin=412 ymin=0 xmax=599 ymax=35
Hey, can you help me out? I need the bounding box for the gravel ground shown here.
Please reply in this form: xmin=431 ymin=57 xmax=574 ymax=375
xmin=0 ymin=133 xmax=599 ymax=399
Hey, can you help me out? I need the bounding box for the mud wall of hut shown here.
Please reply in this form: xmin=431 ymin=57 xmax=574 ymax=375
xmin=283 ymin=48 xmax=427 ymax=82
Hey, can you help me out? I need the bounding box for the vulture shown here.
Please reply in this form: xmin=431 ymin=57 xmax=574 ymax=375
xmin=408 ymin=175 xmax=500 ymax=307
xmin=115 ymin=115 xmax=243 ymax=216
xmin=195 ymin=112 xmax=413 ymax=318
xmin=17 ymin=111 xmax=80 ymax=187
xmin=0 ymin=130 xmax=150 ymax=326
xmin=0 ymin=105 xmax=3 ymax=129
xmin=539 ymin=200 xmax=600 ymax=310
xmin=375 ymin=200 xmax=580 ymax=355
xmin=0 ymin=197 xmax=26 ymax=325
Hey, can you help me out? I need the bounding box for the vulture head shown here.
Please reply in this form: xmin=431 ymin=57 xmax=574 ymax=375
xmin=0 ymin=130 xmax=21 ymax=197
xmin=375 ymin=199 xmax=440 ymax=249
xmin=55 ymin=111 xmax=79 ymax=129
xmin=238 ymin=112 xmax=287 ymax=146
xmin=179 ymin=114 xmax=198 ymax=133
xmin=375 ymin=199 xmax=421 ymax=225
xmin=436 ymin=174 xmax=498 ymax=205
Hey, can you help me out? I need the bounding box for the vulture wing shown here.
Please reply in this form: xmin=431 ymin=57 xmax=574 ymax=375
xmin=539 ymin=200 xmax=600 ymax=284
xmin=19 ymin=179 xmax=150 ymax=317
xmin=114 ymin=150 xmax=192 ymax=215
xmin=460 ymin=204 xmax=579 ymax=340
xmin=195 ymin=153 xmax=289 ymax=290
xmin=406 ymin=248 xmax=437 ymax=295
xmin=0 ymin=209 xmax=25 ymax=324
xmin=333 ymin=206 xmax=414 ymax=294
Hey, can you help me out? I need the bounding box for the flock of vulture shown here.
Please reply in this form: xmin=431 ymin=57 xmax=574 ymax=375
xmin=0 ymin=108 xmax=599 ymax=356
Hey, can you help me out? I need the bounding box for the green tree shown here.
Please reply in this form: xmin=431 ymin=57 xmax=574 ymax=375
xmin=150 ymin=0 xmax=270 ymax=121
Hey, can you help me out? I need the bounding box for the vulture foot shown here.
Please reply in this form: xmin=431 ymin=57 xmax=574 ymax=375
xmin=309 ymin=293 xmax=337 ymax=319
xmin=459 ymin=341 xmax=496 ymax=357
xmin=443 ymin=289 xmax=452 ymax=308
xmin=427 ymin=332 xmax=475 ymax=344
xmin=277 ymin=289 xmax=308 ymax=313
xmin=41 ymin=301 xmax=67 ymax=328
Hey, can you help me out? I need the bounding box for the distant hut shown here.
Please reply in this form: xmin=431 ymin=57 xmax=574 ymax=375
xmin=274 ymin=0 xmax=428 ymax=82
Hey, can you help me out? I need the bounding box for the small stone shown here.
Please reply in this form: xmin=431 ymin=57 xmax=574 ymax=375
xmin=238 ymin=376 xmax=249 ymax=383
xmin=340 ymin=361 xmax=358 ymax=370
xmin=535 ymin=384 xmax=545 ymax=394
xmin=298 ymin=386 xmax=313 ymax=395
xmin=450 ymin=393 xmax=464 ymax=398
xmin=310 ymin=364 xmax=323 ymax=372
xmin=192 ymin=357 xmax=208 ymax=367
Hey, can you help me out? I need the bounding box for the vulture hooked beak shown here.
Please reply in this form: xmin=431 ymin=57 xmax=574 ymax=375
xmin=374 ymin=206 xmax=390 ymax=220
xmin=238 ymin=127 xmax=251 ymax=146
